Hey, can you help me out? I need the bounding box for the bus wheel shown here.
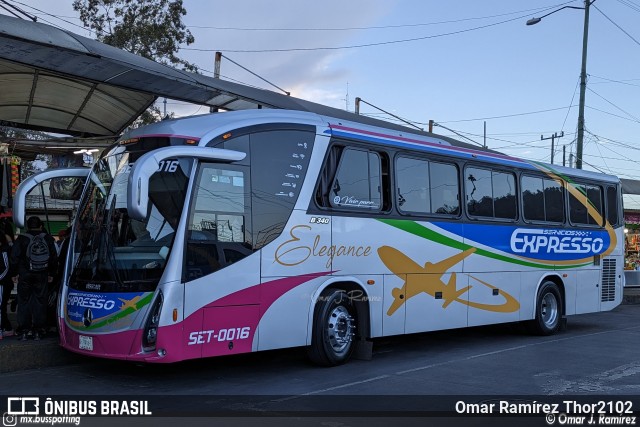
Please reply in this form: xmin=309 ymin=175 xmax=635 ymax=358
xmin=529 ymin=281 xmax=562 ymax=336
xmin=308 ymin=289 xmax=356 ymax=366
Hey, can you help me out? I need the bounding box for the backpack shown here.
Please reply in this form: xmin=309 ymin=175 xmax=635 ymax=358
xmin=25 ymin=232 xmax=51 ymax=272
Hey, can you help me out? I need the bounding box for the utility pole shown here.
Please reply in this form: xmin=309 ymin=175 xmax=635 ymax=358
xmin=576 ymin=0 xmax=591 ymax=169
xmin=210 ymin=52 xmax=222 ymax=113
xmin=525 ymin=0 xmax=591 ymax=169
xmin=344 ymin=82 xmax=349 ymax=111
xmin=483 ymin=121 xmax=487 ymax=149
xmin=541 ymin=131 xmax=564 ymax=165
xmin=563 ymin=145 xmax=567 ymax=167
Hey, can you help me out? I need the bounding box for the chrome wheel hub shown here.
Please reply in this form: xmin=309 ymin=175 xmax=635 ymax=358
xmin=326 ymin=305 xmax=354 ymax=355
xmin=541 ymin=292 xmax=558 ymax=328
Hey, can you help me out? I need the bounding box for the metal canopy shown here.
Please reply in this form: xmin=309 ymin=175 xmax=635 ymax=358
xmin=0 ymin=13 xmax=453 ymax=141
xmin=0 ymin=14 xmax=291 ymax=137
xmin=622 ymin=179 xmax=640 ymax=195
xmin=0 ymin=59 xmax=153 ymax=136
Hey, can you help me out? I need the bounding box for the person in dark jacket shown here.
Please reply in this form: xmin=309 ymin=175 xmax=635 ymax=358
xmin=0 ymin=218 xmax=14 ymax=337
xmin=0 ymin=227 xmax=8 ymax=341
xmin=10 ymin=216 xmax=58 ymax=340
xmin=48 ymin=227 xmax=72 ymax=332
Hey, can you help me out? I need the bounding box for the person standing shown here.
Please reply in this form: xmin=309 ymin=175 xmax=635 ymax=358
xmin=0 ymin=218 xmax=14 ymax=337
xmin=10 ymin=216 xmax=57 ymax=341
xmin=0 ymin=220 xmax=10 ymax=340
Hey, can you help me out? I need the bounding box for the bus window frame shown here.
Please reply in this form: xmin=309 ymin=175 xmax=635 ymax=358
xmin=520 ymin=173 xmax=566 ymax=226
xmin=567 ymin=180 xmax=605 ymax=228
xmin=463 ymin=163 xmax=519 ymax=223
xmin=606 ymin=184 xmax=621 ymax=227
xmin=394 ymin=153 xmax=461 ymax=219
xmin=313 ymin=141 xmax=391 ymax=216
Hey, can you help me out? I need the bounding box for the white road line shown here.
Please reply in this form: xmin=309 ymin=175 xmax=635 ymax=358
xmin=271 ymin=375 xmax=390 ymax=402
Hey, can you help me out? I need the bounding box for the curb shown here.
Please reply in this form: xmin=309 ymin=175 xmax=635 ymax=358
xmin=0 ymin=336 xmax=86 ymax=373
xmin=623 ymin=287 xmax=640 ymax=305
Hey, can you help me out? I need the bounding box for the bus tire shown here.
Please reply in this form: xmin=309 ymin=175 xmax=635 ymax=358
xmin=308 ymin=289 xmax=356 ymax=366
xmin=529 ymin=281 xmax=562 ymax=336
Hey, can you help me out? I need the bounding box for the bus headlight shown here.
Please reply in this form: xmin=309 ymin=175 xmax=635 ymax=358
xmin=143 ymin=291 xmax=163 ymax=351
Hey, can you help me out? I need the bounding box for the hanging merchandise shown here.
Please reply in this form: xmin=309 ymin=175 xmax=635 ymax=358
xmin=10 ymin=156 xmax=20 ymax=196
xmin=0 ymin=156 xmax=21 ymax=211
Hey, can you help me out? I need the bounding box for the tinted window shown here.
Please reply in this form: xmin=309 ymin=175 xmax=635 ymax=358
xmin=569 ymin=183 xmax=603 ymax=226
xmin=431 ymin=162 xmax=460 ymax=215
xmin=213 ymin=128 xmax=315 ymax=249
xmin=522 ymin=176 xmax=545 ymax=222
xmin=330 ymin=148 xmax=382 ymax=210
xmin=466 ymin=167 xmax=493 ymax=217
xmin=396 ymin=157 xmax=459 ymax=216
xmin=522 ymin=176 xmax=564 ymax=223
xmin=466 ymin=167 xmax=515 ymax=219
xmin=587 ymin=185 xmax=603 ymax=226
xmin=545 ymin=180 xmax=564 ymax=222
xmin=250 ymin=129 xmax=315 ymax=248
xmin=607 ymin=186 xmax=619 ymax=226
xmin=186 ymin=164 xmax=252 ymax=282
xmin=493 ymin=172 xmax=516 ymax=219
xmin=397 ymin=157 xmax=430 ymax=214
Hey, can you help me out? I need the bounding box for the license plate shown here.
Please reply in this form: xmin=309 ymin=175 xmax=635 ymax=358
xmin=79 ymin=335 xmax=93 ymax=351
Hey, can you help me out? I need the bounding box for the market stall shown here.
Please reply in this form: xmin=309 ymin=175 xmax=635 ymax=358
xmin=624 ymin=212 xmax=640 ymax=287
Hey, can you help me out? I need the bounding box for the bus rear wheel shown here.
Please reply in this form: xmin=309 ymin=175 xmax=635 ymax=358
xmin=529 ymin=281 xmax=562 ymax=335
xmin=308 ymin=289 xmax=356 ymax=366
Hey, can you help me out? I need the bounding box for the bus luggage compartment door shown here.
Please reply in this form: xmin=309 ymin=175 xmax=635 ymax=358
xmin=201 ymin=305 xmax=260 ymax=357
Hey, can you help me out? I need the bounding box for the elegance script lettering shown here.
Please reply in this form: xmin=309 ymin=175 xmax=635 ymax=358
xmin=275 ymin=225 xmax=372 ymax=268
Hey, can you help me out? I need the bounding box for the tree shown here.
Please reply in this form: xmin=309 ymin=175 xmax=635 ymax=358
xmin=73 ymin=0 xmax=197 ymax=126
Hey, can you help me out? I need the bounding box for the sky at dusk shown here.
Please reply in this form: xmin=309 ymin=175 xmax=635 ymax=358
xmin=6 ymin=0 xmax=640 ymax=207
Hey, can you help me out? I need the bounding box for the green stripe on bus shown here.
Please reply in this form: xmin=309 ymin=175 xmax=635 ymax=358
xmin=85 ymin=292 xmax=154 ymax=330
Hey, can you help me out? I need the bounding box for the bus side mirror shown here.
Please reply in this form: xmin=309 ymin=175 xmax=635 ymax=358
xmin=127 ymin=146 xmax=245 ymax=221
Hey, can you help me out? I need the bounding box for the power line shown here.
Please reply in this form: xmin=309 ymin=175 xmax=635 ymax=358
xmin=593 ymin=4 xmax=640 ymax=47
xmin=0 ymin=0 xmax=35 ymax=21
xmin=431 ymin=123 xmax=483 ymax=147
xmin=561 ymin=78 xmax=580 ymax=131
xmin=185 ymin=2 xmax=579 ymax=31
xmin=614 ymin=0 xmax=640 ymax=14
xmin=436 ymin=105 xmax=577 ymax=124
xmin=586 ymin=105 xmax=640 ymax=123
xmin=587 ymin=86 xmax=640 ymax=122
xmin=589 ymin=74 xmax=640 ymax=87
xmin=8 ymin=0 xmax=91 ymax=33
xmin=182 ymin=12 xmax=538 ymax=53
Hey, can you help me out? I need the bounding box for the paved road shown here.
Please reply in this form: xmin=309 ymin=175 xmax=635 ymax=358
xmin=2 ymin=304 xmax=640 ymax=424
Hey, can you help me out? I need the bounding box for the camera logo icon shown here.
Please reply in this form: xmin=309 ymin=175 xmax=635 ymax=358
xmin=2 ymin=412 xmax=17 ymax=427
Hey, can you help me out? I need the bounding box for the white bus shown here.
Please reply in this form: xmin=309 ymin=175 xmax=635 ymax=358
xmin=15 ymin=108 xmax=623 ymax=365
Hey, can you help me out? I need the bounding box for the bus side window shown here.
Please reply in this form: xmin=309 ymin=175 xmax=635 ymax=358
xmin=522 ymin=175 xmax=564 ymax=223
xmin=185 ymin=164 xmax=251 ymax=282
xmin=395 ymin=157 xmax=459 ymax=216
xmin=316 ymin=145 xmax=389 ymax=212
xmin=569 ymin=183 xmax=603 ymax=226
xmin=606 ymin=185 xmax=620 ymax=227
xmin=329 ymin=148 xmax=382 ymax=211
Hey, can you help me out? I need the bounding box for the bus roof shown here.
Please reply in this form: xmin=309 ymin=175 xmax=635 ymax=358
xmin=122 ymin=109 xmax=619 ymax=184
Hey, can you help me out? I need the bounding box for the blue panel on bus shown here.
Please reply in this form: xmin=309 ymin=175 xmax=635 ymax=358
xmin=66 ymin=290 xmax=152 ymax=331
xmin=434 ymin=222 xmax=611 ymax=262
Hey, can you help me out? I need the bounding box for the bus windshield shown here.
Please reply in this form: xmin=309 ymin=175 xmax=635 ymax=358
xmin=69 ymin=144 xmax=191 ymax=292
